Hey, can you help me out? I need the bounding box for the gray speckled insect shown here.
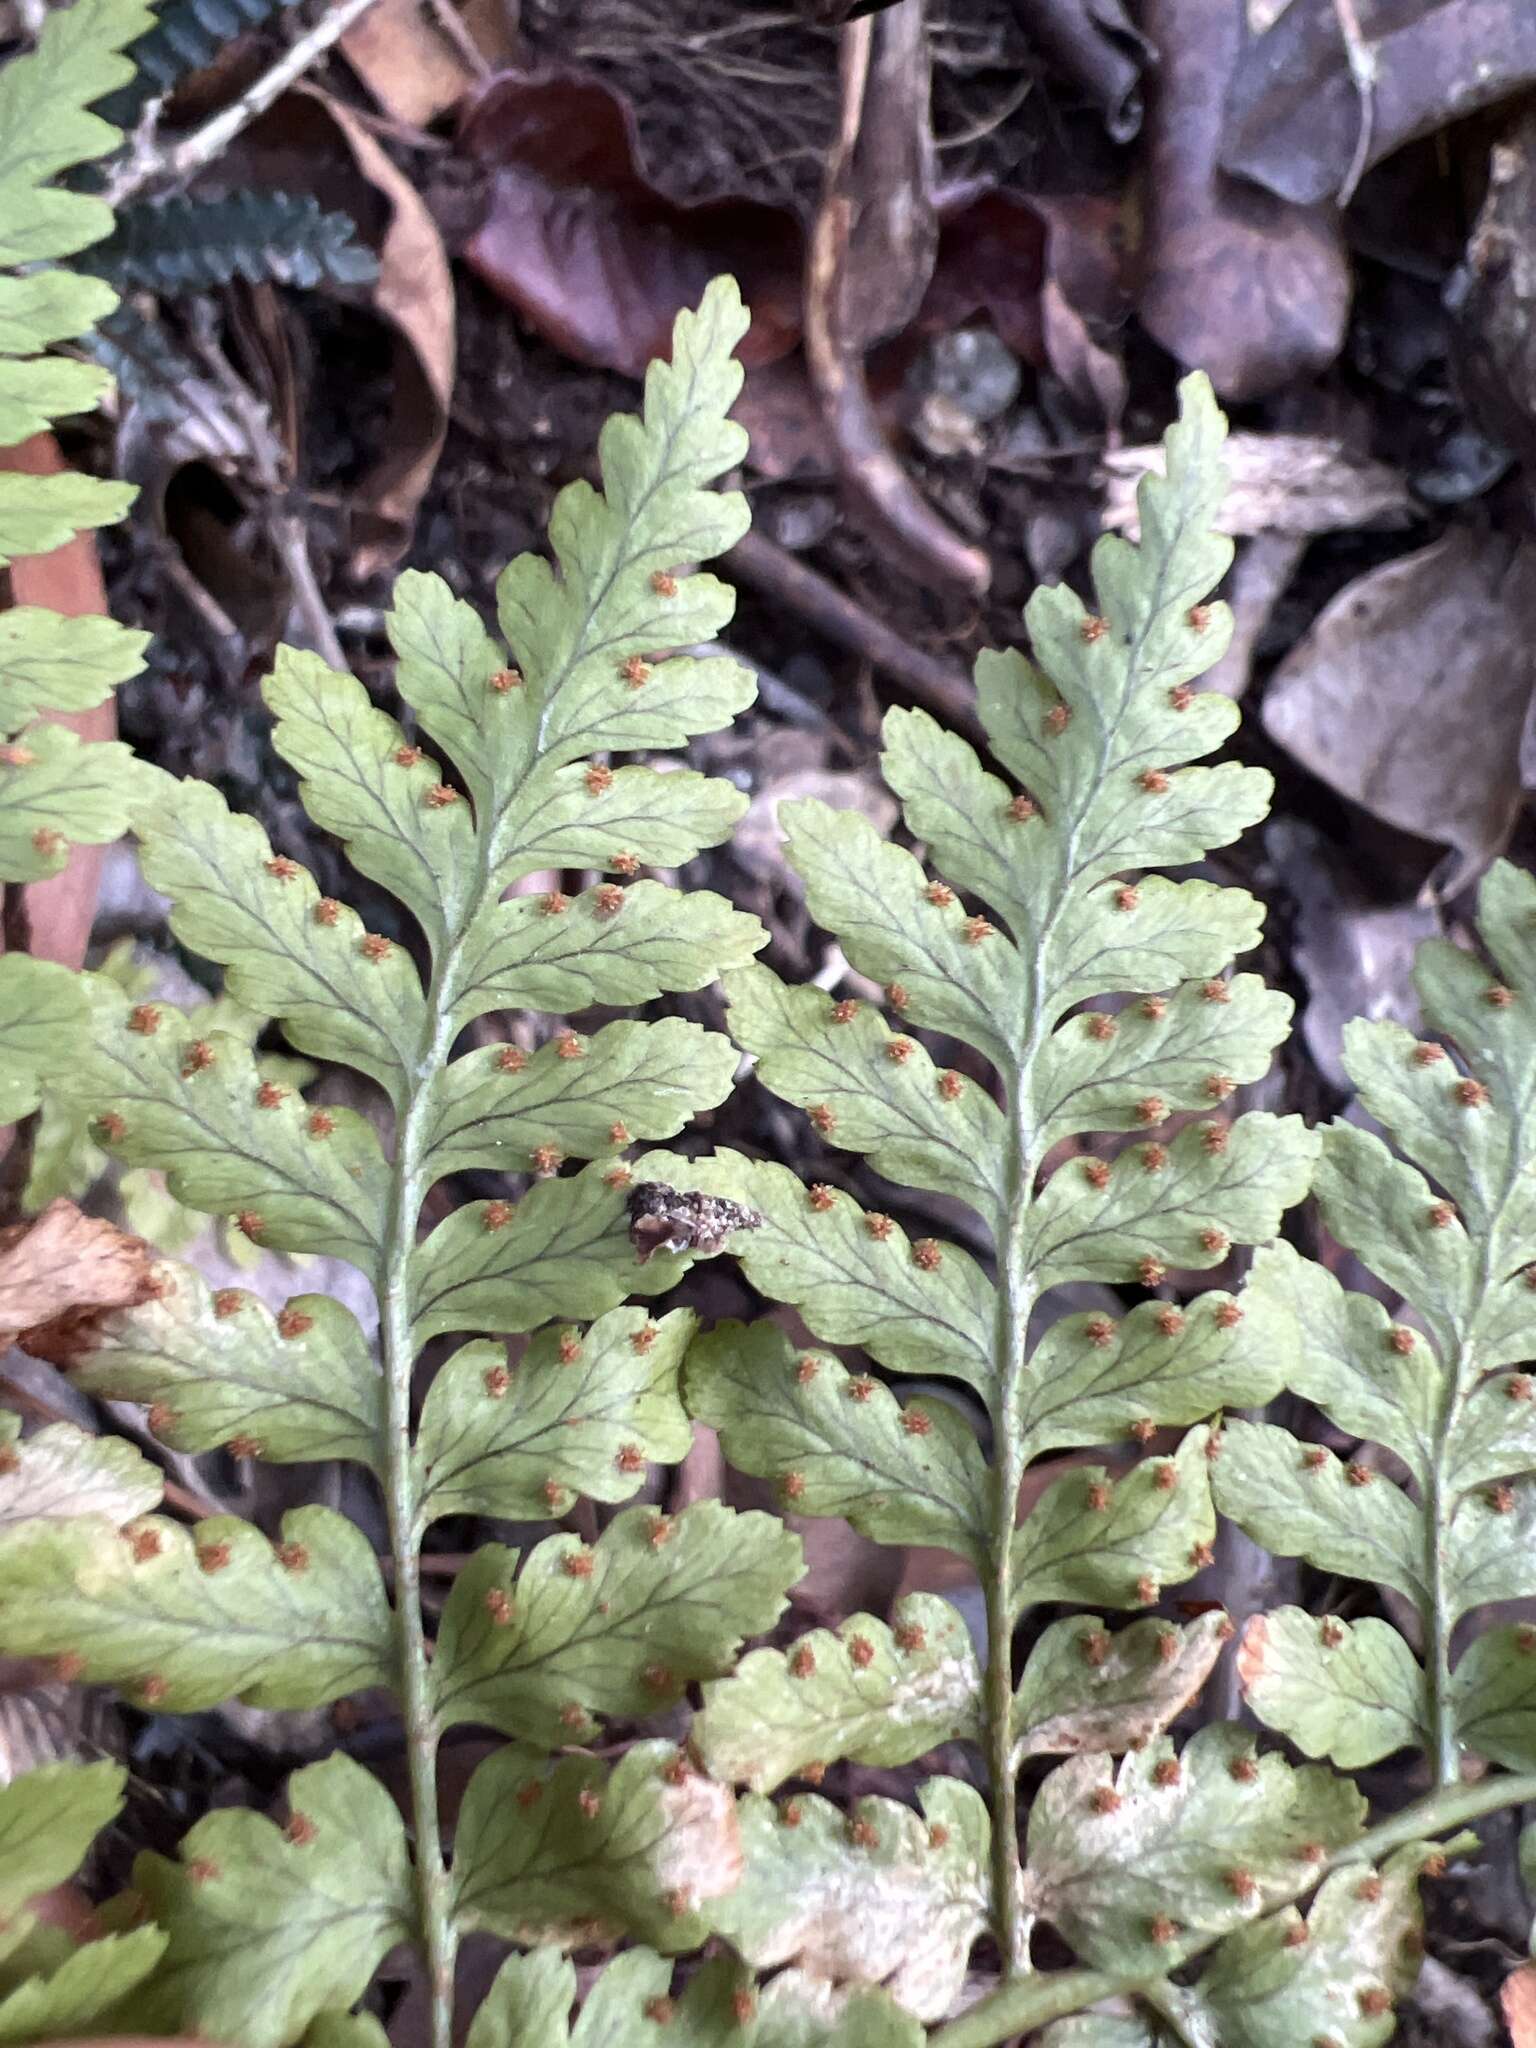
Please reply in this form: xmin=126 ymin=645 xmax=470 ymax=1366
xmin=626 ymin=1182 xmax=764 ymax=1264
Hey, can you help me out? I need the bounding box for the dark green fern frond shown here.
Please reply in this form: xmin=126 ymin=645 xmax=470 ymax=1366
xmin=100 ymin=0 xmax=303 ymax=128
xmin=86 ymin=191 xmax=377 ymax=297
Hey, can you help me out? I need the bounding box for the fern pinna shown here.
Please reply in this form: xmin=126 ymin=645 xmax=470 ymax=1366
xmin=640 ymin=376 xmax=1494 ymax=2043
xmin=0 ymin=0 xmax=149 ymax=1116
xmin=0 ymin=279 xmax=815 ymax=2047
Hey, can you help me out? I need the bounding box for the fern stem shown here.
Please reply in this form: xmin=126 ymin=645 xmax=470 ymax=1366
xmin=930 ymin=1768 xmax=1536 ymax=2048
xmin=983 ymin=1109 xmax=1037 ymax=1976
xmin=1424 ymin=1464 xmax=1459 ymax=1789
xmin=380 ymin=1060 xmax=459 ymax=2048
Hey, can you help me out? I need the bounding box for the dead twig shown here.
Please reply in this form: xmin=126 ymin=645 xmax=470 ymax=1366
xmin=105 ymin=0 xmax=385 ymax=208
xmin=1331 ymin=0 xmax=1378 ymax=206
xmin=804 ymin=7 xmax=990 ymax=597
xmin=725 ymin=527 xmax=981 ymax=745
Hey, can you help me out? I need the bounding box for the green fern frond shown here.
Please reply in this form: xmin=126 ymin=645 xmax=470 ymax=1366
xmin=648 ymin=376 xmax=1337 ymax=2006
xmin=86 ymin=190 xmax=378 ymax=296
xmin=101 ymin=0 xmax=303 ymax=127
xmin=0 ymin=279 xmax=806 ymax=2048
xmin=1213 ymin=860 xmax=1536 ymax=1788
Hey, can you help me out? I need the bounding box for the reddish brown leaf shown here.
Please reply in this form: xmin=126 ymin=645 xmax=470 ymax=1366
xmin=459 ymin=69 xmax=802 ymax=378
xmin=1504 ymin=1962 xmax=1536 ymax=2048
xmin=0 ymin=435 xmax=116 ymax=974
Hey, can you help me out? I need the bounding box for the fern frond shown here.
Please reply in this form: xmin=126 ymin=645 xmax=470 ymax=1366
xmin=86 ymin=190 xmax=378 ymax=296
xmin=102 ymin=0 xmax=303 ymax=127
xmin=1212 ymin=860 xmax=1536 ymax=1787
xmin=650 ymin=376 xmax=1329 ymax=2005
xmin=9 ymin=279 xmax=805 ymax=2047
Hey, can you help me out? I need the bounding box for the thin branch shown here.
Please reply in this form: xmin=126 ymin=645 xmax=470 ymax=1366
xmin=1332 ymin=0 xmax=1377 ymax=206
xmin=105 ymin=0 xmax=385 ymax=208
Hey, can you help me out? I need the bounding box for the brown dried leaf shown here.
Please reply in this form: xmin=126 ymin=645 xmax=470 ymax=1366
xmin=340 ymin=0 xmax=478 ymax=128
xmin=1139 ymin=0 xmax=1349 ymax=398
xmin=1262 ymin=528 xmax=1536 ymax=893
xmin=1222 ymin=0 xmax=1536 ymax=208
xmin=241 ymin=87 xmax=455 ymax=574
xmin=0 ymin=1200 xmax=155 ymax=1355
xmin=1102 ymin=432 xmax=1415 ymax=540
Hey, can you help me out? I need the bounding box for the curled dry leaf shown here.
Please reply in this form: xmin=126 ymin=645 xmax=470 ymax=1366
xmin=1102 ymin=432 xmax=1416 ymax=540
xmin=340 ymin=0 xmax=481 ymax=128
xmin=1262 ymin=527 xmax=1536 ymax=894
xmin=241 ymin=86 xmax=455 ymax=574
xmin=0 ymin=1199 xmax=155 ymax=1356
xmin=1012 ymin=0 xmax=1152 ymax=144
xmin=1222 ymin=0 xmax=1536 ymax=208
xmin=459 ymin=68 xmax=803 ymax=379
xmin=1454 ymin=106 xmax=1536 ymax=476
xmin=1139 ymin=0 xmax=1349 ymax=398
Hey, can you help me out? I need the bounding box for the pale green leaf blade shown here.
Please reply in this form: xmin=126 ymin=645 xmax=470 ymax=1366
xmin=492 ymin=278 xmax=751 ymax=780
xmin=0 ymin=472 xmax=134 ymax=566
xmin=127 ymin=1753 xmax=412 ymax=2048
xmin=1244 ymin=1239 xmax=1435 ymax=1484
xmin=0 ymin=1759 xmax=123 ymax=1914
xmin=1040 ymin=876 xmax=1266 ymax=1029
xmin=449 ymin=880 xmax=764 ymax=1030
xmin=68 ymin=1257 xmax=383 ymax=1470
xmin=696 ymin=1593 xmax=980 ymax=1792
xmin=1310 ymin=1120 xmax=1475 ymax=1360
xmin=709 ymin=1779 xmax=989 ymax=2023
xmin=0 ymin=608 xmax=146 ymax=737
xmin=1013 ymin=1612 xmax=1231 ymax=1762
xmin=0 ymin=1505 xmax=393 ymax=1710
xmin=1235 ymin=1607 xmax=1426 ymax=1769
xmin=432 ymin=1501 xmax=800 ymax=1745
xmin=67 ymin=978 xmax=388 ymax=1272
xmin=410 ymin=1164 xmax=683 ymax=1345
xmin=264 ymin=647 xmax=478 ymax=945
xmin=1199 ymin=1845 xmax=1431 ymax=2048
xmin=1445 ymin=1472 xmax=1536 ymax=1618
xmin=684 ymin=1320 xmax=988 ymax=1563
xmin=0 ymin=1418 xmax=160 ymax=1527
xmin=1211 ymin=1420 xmax=1426 ymax=1606
xmin=421 ymin=1018 xmax=738 ymax=1181
xmin=386 ymin=567 xmax=505 ymax=808
xmin=304 ymin=2015 xmax=391 ymax=2048
xmin=1023 ymin=1723 xmax=1366 ymax=1974
xmin=0 ymin=954 xmax=86 ymax=1123
xmin=419 ymin=1306 xmax=692 ymax=1522
xmin=1032 ymin=973 xmax=1292 ymax=1149
xmin=0 ymin=0 xmax=152 ymax=191
xmin=1028 ymin=1112 xmax=1317 ymax=1288
xmin=1451 ymin=1625 xmax=1536 ymax=1771
xmin=1446 ymin=1366 xmax=1536 ymax=1492
xmin=450 ymin=1741 xmax=738 ymax=1953
xmin=657 ymin=1154 xmax=996 ymax=1393
xmin=780 ymin=798 xmax=1026 ymax=1069
xmin=135 ymin=780 xmax=425 ymax=1096
xmin=1010 ymin=1428 xmax=1215 ymax=1614
xmin=756 ymin=1971 xmax=927 ymax=2048
xmin=0 ymin=269 xmax=117 ymax=355
xmin=0 ymin=354 xmax=110 ymax=443
xmin=0 ymin=721 xmax=138 ymax=878
xmin=723 ymin=962 xmax=1007 ymax=1230
xmin=0 ymin=1925 xmax=165 ymax=2045
xmin=493 ymin=761 xmax=748 ymax=889
xmin=1016 ymin=1287 xmax=1279 ymax=1452
xmin=466 ymin=1949 xmax=579 ymax=2048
